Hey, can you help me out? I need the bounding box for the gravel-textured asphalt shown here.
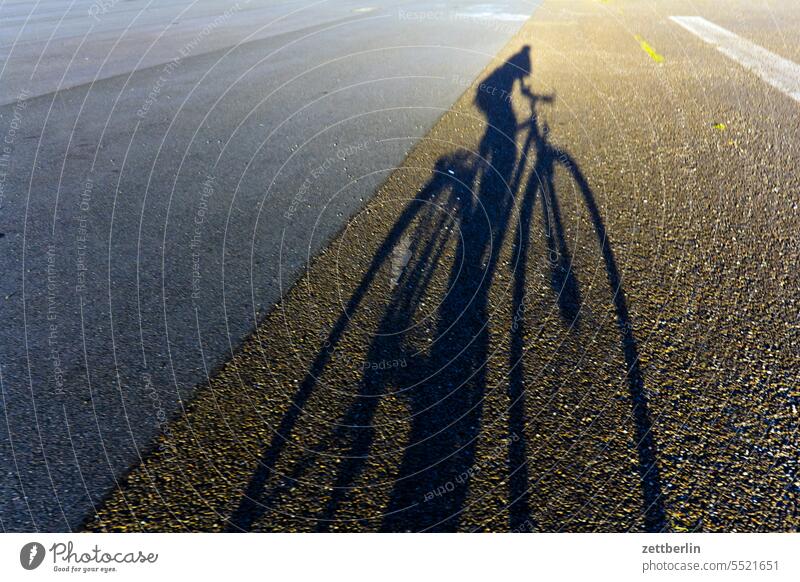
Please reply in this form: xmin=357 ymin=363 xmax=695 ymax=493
xmin=0 ymin=0 xmax=541 ymax=531
xmin=84 ymin=0 xmax=799 ymax=532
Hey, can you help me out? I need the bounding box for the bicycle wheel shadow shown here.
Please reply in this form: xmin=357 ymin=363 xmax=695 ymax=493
xmin=225 ymin=45 xmax=668 ymax=532
xmin=512 ymin=82 xmax=668 ymax=532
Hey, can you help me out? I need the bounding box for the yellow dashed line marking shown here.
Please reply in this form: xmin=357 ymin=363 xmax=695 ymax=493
xmin=634 ymin=35 xmax=664 ymax=63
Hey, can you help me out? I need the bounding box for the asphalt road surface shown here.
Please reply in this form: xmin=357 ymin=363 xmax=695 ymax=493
xmin=3 ymin=0 xmax=799 ymax=532
xmin=0 ymin=0 xmax=538 ymax=531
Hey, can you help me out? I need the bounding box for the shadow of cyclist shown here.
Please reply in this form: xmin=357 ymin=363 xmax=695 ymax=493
xmin=225 ymin=44 xmax=667 ymax=533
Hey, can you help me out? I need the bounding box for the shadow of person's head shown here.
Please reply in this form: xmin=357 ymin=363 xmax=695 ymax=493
xmin=508 ymin=44 xmax=531 ymax=77
xmin=474 ymin=45 xmax=531 ymax=110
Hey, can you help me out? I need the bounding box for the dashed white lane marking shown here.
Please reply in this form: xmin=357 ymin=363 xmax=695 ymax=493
xmin=670 ymin=16 xmax=800 ymax=103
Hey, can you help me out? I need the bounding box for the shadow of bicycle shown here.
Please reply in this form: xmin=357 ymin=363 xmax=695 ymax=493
xmin=226 ymin=45 xmax=668 ymax=533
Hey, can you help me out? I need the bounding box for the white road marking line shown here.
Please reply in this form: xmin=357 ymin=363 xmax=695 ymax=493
xmin=670 ymin=15 xmax=800 ymax=103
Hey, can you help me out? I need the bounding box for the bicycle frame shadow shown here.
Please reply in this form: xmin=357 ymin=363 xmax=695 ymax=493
xmin=225 ymin=45 xmax=668 ymax=533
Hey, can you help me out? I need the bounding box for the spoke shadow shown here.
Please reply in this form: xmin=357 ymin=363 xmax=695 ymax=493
xmin=225 ymin=45 xmax=668 ymax=532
